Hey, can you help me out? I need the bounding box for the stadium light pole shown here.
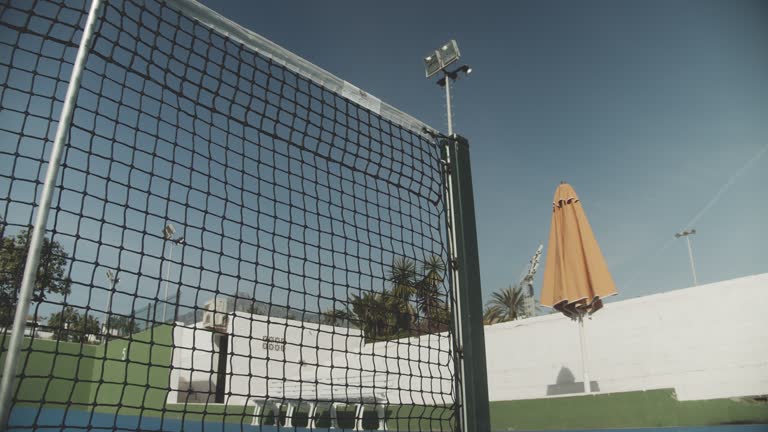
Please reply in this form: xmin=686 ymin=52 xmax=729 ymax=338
xmin=674 ymin=229 xmax=698 ymax=286
xmin=424 ymin=41 xmax=490 ymax=432
xmin=424 ymin=40 xmax=472 ymax=136
xmin=105 ymin=270 xmax=120 ymax=338
xmin=162 ymin=224 xmax=185 ymax=323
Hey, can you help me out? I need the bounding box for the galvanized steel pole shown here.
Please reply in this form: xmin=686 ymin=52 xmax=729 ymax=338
xmin=0 ymin=0 xmax=104 ymax=426
xmin=444 ymin=73 xmax=453 ymax=135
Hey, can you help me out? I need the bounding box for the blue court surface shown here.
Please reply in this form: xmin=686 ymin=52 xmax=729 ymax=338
xmin=8 ymin=407 xmax=768 ymax=432
xmin=9 ymin=406 xmax=305 ymax=432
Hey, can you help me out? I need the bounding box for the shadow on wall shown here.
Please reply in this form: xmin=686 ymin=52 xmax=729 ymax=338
xmin=546 ymin=366 xmax=600 ymax=396
xmin=177 ymin=376 xmax=218 ymax=403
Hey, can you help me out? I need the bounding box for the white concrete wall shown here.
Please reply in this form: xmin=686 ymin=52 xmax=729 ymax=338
xmin=169 ymin=323 xmax=221 ymax=403
xmin=168 ymin=274 xmax=767 ymax=405
xmin=314 ymin=333 xmax=455 ymax=405
xmin=485 ymin=273 xmax=768 ymax=401
xmin=169 ymin=312 xmax=366 ymax=405
xmin=169 ymin=312 xmax=455 ymax=406
xmin=226 ymin=312 xmax=366 ymax=405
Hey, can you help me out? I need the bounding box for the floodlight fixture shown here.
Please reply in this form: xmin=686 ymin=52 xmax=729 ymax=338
xmin=106 ymin=269 xmax=120 ymax=285
xmin=439 ymin=40 xmax=461 ymax=68
xmin=163 ymin=223 xmax=175 ymax=240
xmin=422 ymin=40 xmax=470 ymax=136
xmin=424 ymin=50 xmax=443 ymax=78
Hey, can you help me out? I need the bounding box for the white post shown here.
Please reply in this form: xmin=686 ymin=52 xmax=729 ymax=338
xmin=250 ymin=400 xmax=264 ymax=426
xmin=307 ymin=402 xmax=318 ymax=429
xmin=354 ymin=404 xmax=365 ymax=431
xmin=285 ymin=402 xmax=295 ymax=427
xmin=330 ymin=403 xmax=340 ymax=429
xmin=376 ymin=404 xmax=388 ymax=431
xmin=272 ymin=401 xmax=282 ymax=426
xmin=0 ymin=0 xmax=104 ymax=427
xmin=685 ymin=236 xmax=698 ymax=286
xmin=578 ymin=315 xmax=591 ymax=394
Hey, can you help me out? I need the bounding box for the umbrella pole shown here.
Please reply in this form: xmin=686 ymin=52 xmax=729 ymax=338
xmin=578 ymin=314 xmax=591 ymax=394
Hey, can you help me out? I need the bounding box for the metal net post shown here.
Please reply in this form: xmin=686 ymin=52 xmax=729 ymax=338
xmin=444 ymin=135 xmax=491 ymax=432
xmin=0 ymin=0 xmax=104 ymax=427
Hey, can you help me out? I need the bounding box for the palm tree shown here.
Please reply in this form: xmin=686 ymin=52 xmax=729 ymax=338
xmin=320 ymin=307 xmax=353 ymax=327
xmin=417 ymin=255 xmax=447 ymax=332
xmin=348 ymin=256 xmax=451 ymax=341
xmin=482 ymin=305 xmax=503 ymax=325
xmin=389 ymin=257 xmax=417 ymax=301
xmin=387 ymin=257 xmax=419 ymax=334
xmin=349 ymin=291 xmax=393 ymax=342
xmin=484 ymin=285 xmax=527 ymax=324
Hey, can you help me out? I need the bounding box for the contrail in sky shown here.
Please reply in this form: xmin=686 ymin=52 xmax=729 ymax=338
xmin=618 ymin=141 xmax=768 ymax=293
xmin=683 ymin=142 xmax=768 ymax=230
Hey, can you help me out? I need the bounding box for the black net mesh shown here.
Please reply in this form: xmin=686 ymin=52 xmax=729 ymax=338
xmin=1 ymin=0 xmax=458 ymax=431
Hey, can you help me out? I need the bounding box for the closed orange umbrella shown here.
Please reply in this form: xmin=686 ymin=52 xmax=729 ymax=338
xmin=540 ymin=182 xmax=617 ymax=393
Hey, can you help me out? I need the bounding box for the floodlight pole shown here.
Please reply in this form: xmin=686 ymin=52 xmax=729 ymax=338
xmin=675 ymin=229 xmax=698 ymax=286
xmin=444 ymin=73 xmax=453 ymax=135
xmin=437 ymin=65 xmax=471 ymax=136
xmin=0 ymin=0 xmax=104 ymax=427
xmin=162 ymin=228 xmax=184 ymax=323
xmin=685 ymin=236 xmax=697 ymax=286
xmin=105 ymin=270 xmax=120 ymax=338
xmin=162 ymin=241 xmax=174 ymax=322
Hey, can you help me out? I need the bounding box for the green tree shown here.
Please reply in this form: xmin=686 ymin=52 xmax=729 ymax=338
xmin=48 ymin=307 xmax=100 ymax=343
xmin=247 ymin=302 xmax=264 ymax=316
xmin=349 ymin=291 xmax=392 ymax=342
xmin=484 ymin=285 xmax=527 ymax=324
xmin=330 ymin=256 xmax=452 ymax=342
xmin=0 ymin=226 xmax=72 ymax=326
xmin=416 ymin=255 xmax=448 ymax=333
xmin=388 ymin=257 xmax=419 ymax=334
xmin=389 ymin=257 xmax=417 ymax=301
xmin=320 ymin=308 xmax=353 ymax=327
xmin=106 ymin=315 xmax=140 ymax=337
xmin=483 ymin=305 xmax=504 ymax=325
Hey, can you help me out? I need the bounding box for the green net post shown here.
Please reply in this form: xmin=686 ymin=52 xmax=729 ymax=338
xmin=445 ymin=135 xmax=491 ymax=432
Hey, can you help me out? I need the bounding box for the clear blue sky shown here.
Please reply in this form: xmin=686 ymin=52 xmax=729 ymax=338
xmin=1 ymin=0 xmax=766 ymax=321
xmin=196 ymin=0 xmax=768 ymax=302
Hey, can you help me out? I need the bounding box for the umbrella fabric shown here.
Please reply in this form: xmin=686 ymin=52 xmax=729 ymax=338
xmin=540 ymin=183 xmax=617 ymax=319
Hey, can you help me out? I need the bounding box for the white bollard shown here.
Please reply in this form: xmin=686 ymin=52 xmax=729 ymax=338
xmin=307 ymin=402 xmax=318 ymax=429
xmin=354 ymin=404 xmax=365 ymax=431
xmin=250 ymin=400 xmax=264 ymax=426
xmin=285 ymin=402 xmax=295 ymax=428
xmin=330 ymin=403 xmax=341 ymax=429
xmin=376 ymin=404 xmax=388 ymax=431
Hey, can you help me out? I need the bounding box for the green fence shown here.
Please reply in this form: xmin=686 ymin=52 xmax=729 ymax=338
xmin=1 ymin=325 xmax=172 ymax=414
